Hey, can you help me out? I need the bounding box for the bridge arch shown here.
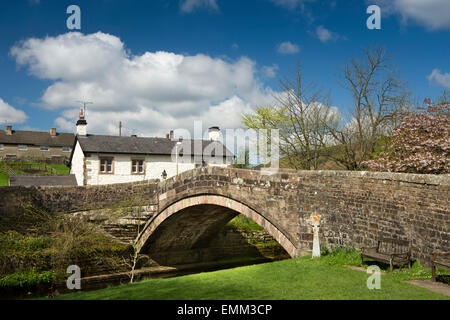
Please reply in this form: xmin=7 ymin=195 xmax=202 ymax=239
xmin=136 ymin=194 xmax=298 ymax=261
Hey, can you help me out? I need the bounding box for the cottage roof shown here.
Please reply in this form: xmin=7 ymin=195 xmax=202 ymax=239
xmin=0 ymin=130 xmax=75 ymax=147
xmin=75 ymin=135 xmax=234 ymax=158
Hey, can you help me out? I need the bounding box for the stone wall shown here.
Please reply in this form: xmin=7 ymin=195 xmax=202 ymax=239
xmin=0 ymin=167 xmax=448 ymax=266
xmin=0 ymin=180 xmax=159 ymax=220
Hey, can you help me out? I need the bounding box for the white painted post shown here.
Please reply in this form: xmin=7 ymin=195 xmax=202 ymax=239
xmin=311 ymin=213 xmax=321 ymax=258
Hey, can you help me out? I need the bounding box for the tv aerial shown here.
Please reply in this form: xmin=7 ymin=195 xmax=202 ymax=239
xmin=76 ymin=100 xmax=93 ymax=115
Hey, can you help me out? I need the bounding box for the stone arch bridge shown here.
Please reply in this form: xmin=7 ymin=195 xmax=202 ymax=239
xmin=0 ymin=167 xmax=448 ymax=266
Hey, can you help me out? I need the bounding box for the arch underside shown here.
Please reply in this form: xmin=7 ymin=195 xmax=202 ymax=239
xmin=137 ymin=195 xmax=298 ymax=265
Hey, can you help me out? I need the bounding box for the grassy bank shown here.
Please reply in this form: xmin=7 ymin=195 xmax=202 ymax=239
xmin=226 ymin=215 xmax=264 ymax=232
xmin=0 ymin=206 xmax=130 ymax=296
xmin=0 ymin=170 xmax=8 ymax=186
xmin=3 ymin=162 xmax=70 ymax=175
xmin=47 ymin=164 xmax=70 ymax=175
xmin=51 ymin=248 xmax=449 ymax=300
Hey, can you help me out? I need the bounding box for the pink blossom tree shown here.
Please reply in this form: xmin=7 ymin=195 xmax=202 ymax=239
xmin=363 ymin=103 xmax=449 ymax=174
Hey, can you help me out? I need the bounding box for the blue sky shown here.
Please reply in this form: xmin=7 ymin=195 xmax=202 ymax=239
xmin=0 ymin=0 xmax=449 ymax=137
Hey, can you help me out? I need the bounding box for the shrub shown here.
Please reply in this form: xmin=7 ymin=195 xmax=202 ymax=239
xmin=0 ymin=269 xmax=56 ymax=289
xmin=320 ymin=246 xmax=360 ymax=266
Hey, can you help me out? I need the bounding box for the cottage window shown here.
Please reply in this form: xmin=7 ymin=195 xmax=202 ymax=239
xmin=40 ymin=145 xmax=49 ymax=152
xmin=100 ymin=158 xmax=113 ymax=173
xmin=0 ymin=144 xmax=3 ymax=150
xmin=18 ymin=145 xmax=28 ymax=151
xmin=62 ymin=147 xmax=71 ymax=152
xmin=132 ymin=159 xmax=144 ymax=174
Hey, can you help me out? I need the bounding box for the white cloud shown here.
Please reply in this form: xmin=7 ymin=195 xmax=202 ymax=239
xmin=0 ymin=98 xmax=28 ymax=124
xmin=277 ymin=41 xmax=300 ymax=54
xmin=11 ymin=32 xmax=277 ymax=136
xmin=370 ymin=0 xmax=450 ymax=30
xmin=315 ymin=25 xmax=339 ymax=43
xmin=11 ymin=32 xmax=126 ymax=82
xmin=427 ymin=69 xmax=450 ymax=89
xmin=261 ymin=64 xmax=279 ymax=78
xmin=180 ymin=0 xmax=219 ymax=13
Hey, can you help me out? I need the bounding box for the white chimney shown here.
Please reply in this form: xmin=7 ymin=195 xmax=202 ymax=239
xmin=76 ymin=108 xmax=87 ymax=136
xmin=208 ymin=127 xmax=221 ymax=141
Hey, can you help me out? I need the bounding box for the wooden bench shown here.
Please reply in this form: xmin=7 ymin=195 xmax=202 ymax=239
xmin=361 ymin=238 xmax=412 ymax=271
xmin=431 ymin=252 xmax=450 ymax=282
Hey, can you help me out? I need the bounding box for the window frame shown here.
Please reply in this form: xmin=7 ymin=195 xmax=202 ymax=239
xmin=40 ymin=145 xmax=49 ymax=152
xmin=99 ymin=157 xmax=114 ymax=174
xmin=18 ymin=145 xmax=28 ymax=151
xmin=131 ymin=159 xmax=145 ymax=175
xmin=0 ymin=144 xmax=3 ymax=151
xmin=62 ymin=146 xmax=71 ymax=153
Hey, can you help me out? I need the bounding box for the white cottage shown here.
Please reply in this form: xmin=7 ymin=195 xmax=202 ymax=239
xmin=69 ymin=112 xmax=234 ymax=186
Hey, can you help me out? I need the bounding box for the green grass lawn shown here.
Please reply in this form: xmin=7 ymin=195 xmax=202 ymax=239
xmin=0 ymin=170 xmax=8 ymax=186
xmin=51 ymin=250 xmax=449 ymax=300
xmin=2 ymin=162 xmax=70 ymax=175
xmin=46 ymin=164 xmax=70 ymax=175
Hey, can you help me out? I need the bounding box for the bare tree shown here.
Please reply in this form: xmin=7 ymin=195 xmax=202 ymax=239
xmin=327 ymin=45 xmax=410 ymax=170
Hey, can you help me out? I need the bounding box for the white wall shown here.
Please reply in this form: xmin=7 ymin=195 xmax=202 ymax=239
xmin=74 ymin=151 xmax=233 ymax=186
xmin=70 ymin=141 xmax=85 ymax=186
xmin=85 ymin=154 xmax=148 ymax=186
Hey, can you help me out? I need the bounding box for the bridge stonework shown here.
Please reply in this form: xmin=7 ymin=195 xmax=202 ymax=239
xmin=0 ymin=167 xmax=448 ymax=266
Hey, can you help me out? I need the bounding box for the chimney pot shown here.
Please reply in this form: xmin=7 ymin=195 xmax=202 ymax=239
xmin=208 ymin=126 xmax=221 ymax=141
xmin=5 ymin=125 xmax=12 ymax=135
xmin=76 ymin=109 xmax=87 ymax=136
xmin=170 ymin=130 xmax=174 ymax=140
xmin=50 ymin=128 xmax=57 ymax=136
xmin=166 ymin=133 xmax=170 ymax=139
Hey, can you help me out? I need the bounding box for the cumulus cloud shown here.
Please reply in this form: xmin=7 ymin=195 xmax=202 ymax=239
xmin=0 ymin=98 xmax=28 ymax=124
xmin=277 ymin=41 xmax=300 ymax=54
xmin=370 ymin=0 xmax=450 ymax=30
xmin=180 ymin=0 xmax=219 ymax=13
xmin=261 ymin=64 xmax=279 ymax=78
xmin=315 ymin=25 xmax=340 ymax=43
xmin=427 ymin=69 xmax=450 ymax=89
xmin=11 ymin=32 xmax=277 ymax=136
